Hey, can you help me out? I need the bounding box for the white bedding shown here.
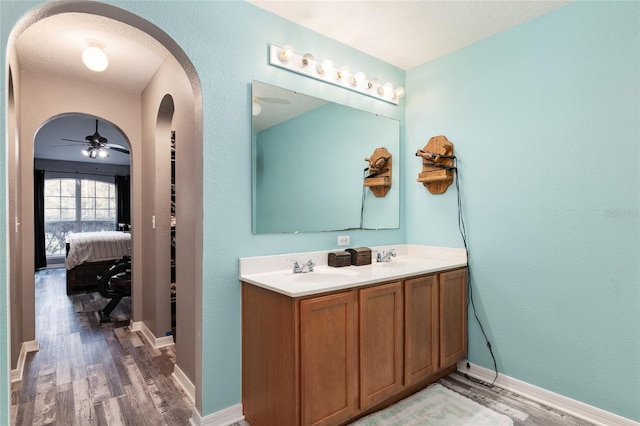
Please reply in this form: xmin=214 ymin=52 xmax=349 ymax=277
xmin=65 ymin=231 xmax=131 ymax=270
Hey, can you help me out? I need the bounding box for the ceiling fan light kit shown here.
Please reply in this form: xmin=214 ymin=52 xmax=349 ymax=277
xmin=61 ymin=119 xmax=129 ymax=160
xmin=269 ymin=44 xmax=405 ymax=105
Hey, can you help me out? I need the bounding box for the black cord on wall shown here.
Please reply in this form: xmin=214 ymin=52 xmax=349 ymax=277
xmin=453 ymin=156 xmax=499 ymax=387
xmin=359 ymin=168 xmax=368 ymax=229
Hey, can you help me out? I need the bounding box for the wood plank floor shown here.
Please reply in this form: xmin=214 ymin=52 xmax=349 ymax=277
xmin=10 ymin=268 xmax=193 ymax=425
xmin=14 ymin=268 xmax=593 ymax=426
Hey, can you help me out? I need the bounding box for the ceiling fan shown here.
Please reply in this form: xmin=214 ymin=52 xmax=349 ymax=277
xmin=60 ymin=119 xmax=130 ymax=158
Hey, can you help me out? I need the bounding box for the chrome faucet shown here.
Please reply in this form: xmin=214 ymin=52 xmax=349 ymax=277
xmin=377 ymin=249 xmax=397 ymax=263
xmin=293 ymin=259 xmax=316 ymax=273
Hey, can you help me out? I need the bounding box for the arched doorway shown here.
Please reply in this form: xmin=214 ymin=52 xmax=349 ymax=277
xmin=6 ymin=0 xmax=203 ymax=411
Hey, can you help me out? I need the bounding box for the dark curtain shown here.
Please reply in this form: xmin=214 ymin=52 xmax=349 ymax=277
xmin=34 ymin=169 xmax=47 ymax=269
xmin=115 ymin=175 xmax=131 ymax=229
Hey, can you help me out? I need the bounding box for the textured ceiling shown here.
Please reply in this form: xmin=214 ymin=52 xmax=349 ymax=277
xmin=249 ymin=0 xmax=571 ymax=70
xmin=16 ymin=12 xmax=169 ymax=94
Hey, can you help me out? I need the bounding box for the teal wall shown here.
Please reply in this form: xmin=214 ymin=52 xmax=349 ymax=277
xmin=2 ymin=0 xmax=639 ymax=422
xmin=0 ymin=0 xmax=405 ymax=420
xmin=405 ymin=1 xmax=639 ymax=421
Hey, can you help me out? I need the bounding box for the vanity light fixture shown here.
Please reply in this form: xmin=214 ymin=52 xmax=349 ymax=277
xmin=82 ymin=40 xmax=109 ymax=72
xmin=269 ymin=44 xmax=405 ymax=105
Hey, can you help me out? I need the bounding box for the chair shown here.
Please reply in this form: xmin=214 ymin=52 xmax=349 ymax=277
xmin=97 ymin=255 xmax=131 ymax=323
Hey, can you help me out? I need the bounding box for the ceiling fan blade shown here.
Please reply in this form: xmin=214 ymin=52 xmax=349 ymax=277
xmin=51 ymin=144 xmax=87 ymax=148
xmin=108 ymin=147 xmax=130 ymax=155
xmin=105 ymin=143 xmax=128 ymax=150
xmin=60 ymin=138 xmax=86 ymax=143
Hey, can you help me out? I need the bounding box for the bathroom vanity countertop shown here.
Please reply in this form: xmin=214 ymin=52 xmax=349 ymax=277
xmin=239 ymin=244 xmax=467 ymax=297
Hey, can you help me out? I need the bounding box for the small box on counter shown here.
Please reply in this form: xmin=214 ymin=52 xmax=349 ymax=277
xmin=346 ymin=247 xmax=372 ymax=266
xmin=328 ymin=251 xmax=351 ymax=267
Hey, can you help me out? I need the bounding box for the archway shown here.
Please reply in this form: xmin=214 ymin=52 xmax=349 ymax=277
xmin=6 ymin=0 xmax=203 ymax=411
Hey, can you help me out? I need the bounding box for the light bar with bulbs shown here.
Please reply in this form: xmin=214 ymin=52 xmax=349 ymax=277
xmin=268 ymin=44 xmax=405 ymax=105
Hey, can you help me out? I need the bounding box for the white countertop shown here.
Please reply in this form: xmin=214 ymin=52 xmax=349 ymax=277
xmin=239 ymin=244 xmax=467 ymax=297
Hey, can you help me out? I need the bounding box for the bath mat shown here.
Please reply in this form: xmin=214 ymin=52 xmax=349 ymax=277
xmin=349 ymin=383 xmax=513 ymax=426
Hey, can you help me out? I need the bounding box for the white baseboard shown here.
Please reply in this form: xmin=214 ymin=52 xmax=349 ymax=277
xmin=130 ymin=320 xmax=175 ymax=349
xmin=10 ymin=340 xmax=39 ymax=383
xmin=458 ymin=361 xmax=640 ymax=426
xmin=189 ymin=404 xmax=244 ymax=426
xmin=173 ymin=364 xmax=195 ymax=404
xmin=132 ymin=320 xmax=197 ymax=416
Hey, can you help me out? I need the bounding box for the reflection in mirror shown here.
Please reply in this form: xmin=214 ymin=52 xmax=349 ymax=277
xmin=252 ymin=81 xmax=400 ymax=234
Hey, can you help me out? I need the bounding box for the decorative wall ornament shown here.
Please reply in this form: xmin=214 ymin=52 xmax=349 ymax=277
xmin=416 ymin=135 xmax=455 ymax=194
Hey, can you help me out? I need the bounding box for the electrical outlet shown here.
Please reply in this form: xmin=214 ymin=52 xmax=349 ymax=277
xmin=337 ymin=235 xmax=350 ymax=246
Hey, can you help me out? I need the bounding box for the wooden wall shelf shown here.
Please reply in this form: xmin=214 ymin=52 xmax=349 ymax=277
xmin=364 ymin=147 xmax=392 ymax=197
xmin=416 ymin=136 xmax=454 ymax=194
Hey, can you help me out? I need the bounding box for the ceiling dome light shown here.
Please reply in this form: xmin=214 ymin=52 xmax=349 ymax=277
xmin=82 ymin=41 xmax=108 ymax=72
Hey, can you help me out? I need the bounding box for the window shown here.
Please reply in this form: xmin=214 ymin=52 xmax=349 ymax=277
xmin=44 ymin=178 xmax=117 ymax=256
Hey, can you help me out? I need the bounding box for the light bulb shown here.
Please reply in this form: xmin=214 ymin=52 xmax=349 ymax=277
xmin=317 ymin=59 xmax=333 ymax=75
xmin=89 ymin=149 xmax=98 ymax=159
xmin=393 ymin=87 xmax=405 ymax=99
xmin=351 ymin=72 xmax=366 ymax=87
xmin=367 ymin=78 xmax=379 ymax=90
xmin=301 ymin=53 xmax=314 ymax=68
xmin=378 ymin=82 xmax=393 ymax=97
xmin=278 ymin=45 xmax=294 ymax=62
xmin=82 ymin=41 xmax=108 ymax=72
xmin=99 ymin=149 xmax=109 ymax=158
xmin=337 ymin=66 xmax=350 ymax=80
xmin=252 ymin=100 xmax=262 ymax=116
xmin=82 ymin=149 xmax=90 ymax=157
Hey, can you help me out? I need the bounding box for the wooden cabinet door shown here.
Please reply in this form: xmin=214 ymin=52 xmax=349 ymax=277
xmin=404 ymin=275 xmax=439 ymax=386
xmin=300 ymin=291 xmax=358 ymax=426
xmin=439 ymin=268 xmax=467 ymax=368
xmin=359 ymin=281 xmax=403 ymax=410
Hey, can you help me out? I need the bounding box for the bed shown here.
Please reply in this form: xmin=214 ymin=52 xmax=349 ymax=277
xmin=65 ymin=231 xmax=131 ymax=294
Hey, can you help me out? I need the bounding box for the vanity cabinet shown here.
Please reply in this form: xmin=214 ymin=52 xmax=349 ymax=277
xmin=359 ymin=281 xmax=403 ymax=410
xmin=300 ymin=291 xmax=358 ymax=426
xmin=404 ymin=274 xmax=439 ymax=386
xmin=242 ymin=267 xmax=467 ymax=426
xmin=439 ymin=268 xmax=467 ymax=367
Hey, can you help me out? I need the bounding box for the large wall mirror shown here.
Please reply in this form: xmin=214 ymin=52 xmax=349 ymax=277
xmin=252 ymin=80 xmax=400 ymax=234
